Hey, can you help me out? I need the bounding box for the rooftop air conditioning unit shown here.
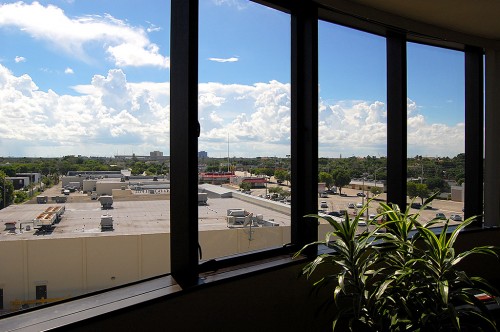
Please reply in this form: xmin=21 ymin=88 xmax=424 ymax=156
xmin=100 ymin=214 xmax=113 ymax=231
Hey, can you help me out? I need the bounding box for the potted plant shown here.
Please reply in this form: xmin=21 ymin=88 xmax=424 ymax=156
xmin=295 ymin=194 xmax=500 ymax=331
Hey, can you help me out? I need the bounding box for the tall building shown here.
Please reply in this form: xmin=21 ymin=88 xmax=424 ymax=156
xmin=150 ymin=151 xmax=164 ymax=157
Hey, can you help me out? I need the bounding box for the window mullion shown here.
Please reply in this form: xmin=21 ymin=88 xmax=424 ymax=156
xmin=464 ymin=46 xmax=484 ymax=227
xmin=291 ymin=2 xmax=318 ymax=254
xmin=386 ymin=31 xmax=407 ymax=211
xmin=170 ymin=0 xmax=199 ymax=285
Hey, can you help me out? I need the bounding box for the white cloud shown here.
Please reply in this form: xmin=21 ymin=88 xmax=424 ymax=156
xmin=212 ymin=0 xmax=248 ymax=10
xmin=0 ymin=2 xmax=169 ymax=68
xmin=199 ymin=93 xmax=225 ymax=111
xmin=0 ymin=63 xmax=465 ymax=158
xmin=14 ymin=56 xmax=26 ymax=63
xmin=0 ymin=64 xmax=170 ymax=157
xmin=64 ymin=67 xmax=74 ymax=74
xmin=146 ymin=22 xmax=161 ymax=33
xmin=208 ymin=57 xmax=239 ymax=63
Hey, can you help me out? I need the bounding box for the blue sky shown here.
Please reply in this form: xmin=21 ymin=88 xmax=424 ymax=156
xmin=0 ymin=0 xmax=466 ymax=158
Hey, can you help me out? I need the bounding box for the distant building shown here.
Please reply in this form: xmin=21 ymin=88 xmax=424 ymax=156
xmin=16 ymin=172 xmax=41 ymax=184
xmin=199 ymin=172 xmax=234 ymax=185
xmin=150 ymin=151 xmax=163 ymax=157
xmin=231 ymin=176 xmax=267 ymax=188
xmin=6 ymin=176 xmax=30 ymax=190
xmin=114 ymin=153 xmax=168 ymax=161
xmin=198 ymin=151 xmax=208 ymax=159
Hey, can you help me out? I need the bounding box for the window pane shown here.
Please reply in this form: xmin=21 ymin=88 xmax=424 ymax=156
xmin=198 ymin=0 xmax=291 ymax=260
xmin=318 ymin=21 xmax=387 ymax=235
xmin=0 ymin=0 xmax=170 ymax=314
xmin=407 ymin=43 xmax=465 ymax=224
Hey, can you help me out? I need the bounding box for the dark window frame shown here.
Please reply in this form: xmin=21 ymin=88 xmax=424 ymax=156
xmin=170 ymin=0 xmax=485 ymax=286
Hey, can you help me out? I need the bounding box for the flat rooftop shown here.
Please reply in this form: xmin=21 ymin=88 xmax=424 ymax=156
xmin=0 ymin=194 xmax=291 ymax=241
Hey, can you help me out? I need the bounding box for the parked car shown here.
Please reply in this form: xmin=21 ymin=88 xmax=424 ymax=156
xmin=450 ymin=214 xmax=463 ymax=221
xmin=320 ymin=201 xmax=328 ymax=208
xmin=435 ymin=212 xmax=446 ymax=220
xmin=356 ymin=202 xmax=363 ymax=208
xmin=358 ymin=218 xmax=367 ymax=226
xmin=328 ymin=211 xmax=342 ymax=217
xmin=348 ymin=203 xmax=355 ymax=209
xmin=356 ymin=192 xmax=366 ymax=197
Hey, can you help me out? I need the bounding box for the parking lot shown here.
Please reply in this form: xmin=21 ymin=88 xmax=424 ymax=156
xmin=242 ymin=183 xmax=465 ymax=225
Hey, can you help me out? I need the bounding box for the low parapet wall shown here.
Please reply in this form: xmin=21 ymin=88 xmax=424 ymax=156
xmin=200 ymin=184 xmax=291 ymax=215
xmin=231 ymin=192 xmax=291 ymax=216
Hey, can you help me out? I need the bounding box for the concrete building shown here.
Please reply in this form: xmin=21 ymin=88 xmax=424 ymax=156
xmin=6 ymin=177 xmax=30 ymax=190
xmin=15 ymin=173 xmax=41 ymax=184
xmin=95 ymin=180 xmax=127 ymax=196
xmin=0 ymin=184 xmax=309 ymax=313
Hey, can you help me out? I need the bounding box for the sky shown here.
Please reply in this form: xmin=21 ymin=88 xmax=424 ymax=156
xmin=0 ymin=0 xmax=467 ymax=158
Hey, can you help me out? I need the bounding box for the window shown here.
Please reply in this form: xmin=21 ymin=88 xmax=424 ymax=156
xmin=197 ymin=0 xmax=291 ymax=260
xmin=0 ymin=0 xmax=171 ymax=314
xmin=407 ymin=42 xmax=465 ymax=224
xmin=318 ymin=21 xmax=387 ymax=232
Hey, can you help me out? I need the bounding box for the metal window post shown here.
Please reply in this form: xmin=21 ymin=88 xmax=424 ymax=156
xmin=170 ymin=0 xmax=199 ymax=286
xmin=386 ymin=31 xmax=407 ymax=211
xmin=291 ymin=2 xmax=318 ymax=254
xmin=464 ymin=46 xmax=484 ymax=227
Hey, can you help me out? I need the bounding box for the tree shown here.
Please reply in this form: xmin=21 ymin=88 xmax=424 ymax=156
xmin=426 ymin=177 xmax=450 ymax=193
xmin=205 ymin=165 xmax=220 ymax=172
xmin=131 ymin=162 xmax=147 ymax=175
xmin=370 ymin=186 xmax=382 ymax=196
xmin=14 ymin=190 xmax=29 ymax=204
xmin=407 ymin=181 xmax=418 ymax=199
xmin=268 ymin=186 xmax=283 ymax=194
xmin=407 ymin=181 xmax=431 ymax=204
xmin=285 ymin=172 xmax=291 ymax=186
xmin=332 ymin=169 xmax=351 ymax=195
xmin=274 ymin=169 xmax=288 ymax=184
xmin=268 ymin=186 xmax=284 ymax=199
xmin=0 ymin=171 xmax=15 ymax=209
xmin=239 ymin=182 xmax=252 ymax=191
xmin=318 ymin=171 xmax=333 ymax=188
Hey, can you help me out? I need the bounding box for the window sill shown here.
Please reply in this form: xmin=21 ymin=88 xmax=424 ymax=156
xmin=0 ymin=252 xmax=306 ymax=332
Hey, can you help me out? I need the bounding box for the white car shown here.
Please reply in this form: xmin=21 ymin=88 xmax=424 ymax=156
xmin=450 ymin=214 xmax=462 ymax=221
xmin=356 ymin=202 xmax=363 ymax=208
